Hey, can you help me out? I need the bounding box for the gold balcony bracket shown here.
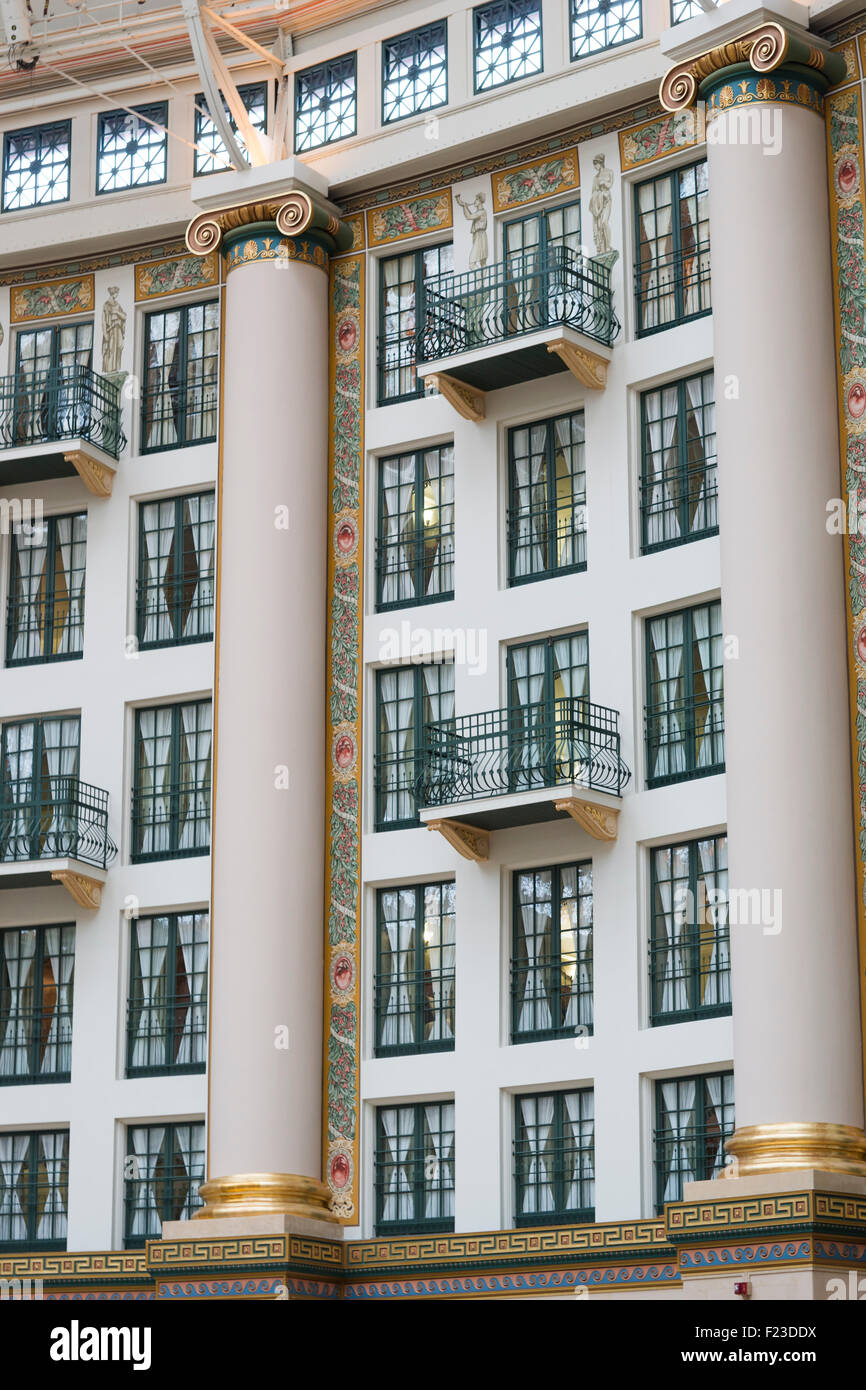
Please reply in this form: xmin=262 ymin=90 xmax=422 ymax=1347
xmin=64 ymin=449 xmax=116 ymax=498
xmin=51 ymin=870 xmax=104 ymax=910
xmin=427 ymin=818 xmax=490 ymax=862
xmin=555 ymin=797 xmax=619 ymax=842
xmin=427 ymin=372 xmax=486 ymax=422
xmin=546 ymin=339 xmax=608 ymax=391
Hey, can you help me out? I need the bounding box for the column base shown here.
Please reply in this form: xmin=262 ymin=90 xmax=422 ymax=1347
xmin=192 ymin=1172 xmax=341 ymax=1223
xmin=725 ymin=1123 xmax=866 ymax=1179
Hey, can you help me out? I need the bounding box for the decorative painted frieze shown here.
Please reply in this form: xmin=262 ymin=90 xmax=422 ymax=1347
xmin=366 ymin=191 xmax=451 ymax=247
xmin=618 ymin=109 xmax=703 ymax=171
xmin=491 ymin=150 xmax=578 ymax=211
xmin=10 ymin=274 xmax=94 ymax=323
xmin=134 ymin=251 xmax=219 ymax=300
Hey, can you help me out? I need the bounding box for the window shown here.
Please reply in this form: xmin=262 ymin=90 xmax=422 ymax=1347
xmin=7 ymin=512 xmax=87 ymax=666
xmin=12 ymin=322 xmax=95 ymax=449
xmin=377 ymin=446 xmax=454 ymax=610
xmin=641 ymin=371 xmax=717 ymax=552
xmin=514 ymin=1089 xmax=594 ymax=1225
xmin=375 ymin=662 xmax=454 ymax=829
xmin=0 ymin=716 xmax=80 ymax=864
xmin=512 ymin=862 xmax=592 ymax=1042
xmin=504 ymin=201 xmax=581 ymax=263
xmin=123 ymin=1122 xmax=204 ymax=1247
xmin=507 ymin=630 xmax=589 ymax=790
xmin=96 ymin=104 xmax=168 ymax=193
xmin=383 ymin=21 xmax=448 ymax=123
xmin=508 ymin=410 xmax=586 ymax=584
xmin=0 ymin=1130 xmax=68 ymax=1249
xmin=127 ymin=911 xmax=208 ymax=1075
xmin=0 ymin=925 xmax=74 ymax=1083
xmin=294 ymin=53 xmax=357 ymax=152
xmin=141 ymin=301 xmax=219 ymax=452
xmin=655 ymin=1072 xmax=733 ymax=1209
xmin=646 ymin=602 xmax=724 ymax=786
xmin=474 ymin=0 xmax=543 ymax=92
xmin=635 ymin=161 xmax=710 ymax=335
xmin=375 ymin=882 xmax=455 ymax=1055
xmin=2 ymin=121 xmax=70 ymax=212
xmin=650 ymin=835 xmax=730 ymax=1025
xmin=132 ymin=701 xmax=211 ymax=862
xmin=378 ymin=243 xmax=453 ymax=404
xmin=137 ymin=492 xmax=215 ymax=648
xmin=570 ymin=0 xmax=641 ymax=58
xmin=194 ymin=82 xmax=267 ymax=175
xmin=375 ymin=1101 xmax=454 ymax=1234
xmin=671 ymin=0 xmax=704 ymax=21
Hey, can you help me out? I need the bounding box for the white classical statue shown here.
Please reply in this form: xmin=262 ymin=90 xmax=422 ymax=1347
xmin=589 ymin=154 xmax=615 ymax=257
xmin=101 ymin=286 xmax=127 ymax=375
xmin=455 ymin=192 xmax=489 ymax=270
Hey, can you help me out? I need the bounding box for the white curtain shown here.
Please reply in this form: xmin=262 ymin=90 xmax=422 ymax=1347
xmin=141 ymin=501 xmax=175 ymax=645
xmin=692 ymin=607 xmax=720 ymax=769
xmin=10 ymin=530 xmax=47 ymax=663
xmin=552 ymin=415 xmax=584 ymax=570
xmin=182 ymin=494 xmax=215 ymax=640
xmin=561 ymin=867 xmax=592 ymax=1031
xmin=2 ymin=722 xmax=34 ymax=861
xmin=423 ymin=448 xmax=454 ymax=599
xmin=44 ymin=718 xmax=80 ymax=850
xmin=381 ymin=1108 xmax=413 ymax=1223
xmin=517 ymin=873 xmax=552 ymax=1034
xmin=146 ymin=319 xmax=179 ymax=449
xmin=655 ymin=848 xmax=689 ymax=1016
xmin=380 ymin=455 xmax=416 ymax=606
xmin=131 ymin=1126 xmax=165 ymax=1237
xmin=552 ymin=634 xmax=589 ymax=776
xmin=379 ymin=889 xmax=415 ymax=1049
xmin=175 ymin=1124 xmax=204 ymax=1220
xmin=512 ymin=423 xmax=547 ymax=578
xmin=637 ymin=182 xmax=675 ymax=329
xmin=427 ymin=885 xmax=455 ymax=1043
xmin=178 ymin=703 xmax=211 ymax=852
xmin=0 ymin=1134 xmax=31 ymax=1241
xmin=132 ymin=918 xmax=169 ymax=1069
xmin=175 ymin=914 xmax=208 ymax=1065
xmin=644 ymin=387 xmax=680 ymax=548
xmin=509 ymin=643 xmax=546 ymax=787
xmin=36 ymin=1132 xmax=67 ymax=1241
xmin=705 ymin=1075 xmax=726 ymax=1176
xmin=564 ymin=1091 xmax=594 ymax=1211
xmin=379 ymin=669 xmax=414 ymax=823
xmin=698 ymin=839 xmax=730 ymax=1008
xmin=137 ymin=708 xmax=173 ymax=856
xmin=0 ymin=929 xmax=36 ymax=1076
xmin=520 ymin=1095 xmax=555 ymax=1215
xmin=686 ymin=375 xmax=715 ymax=534
xmin=661 ymin=1080 xmax=695 ymax=1202
xmin=41 ymin=926 xmax=74 ymax=1076
xmin=424 ymin=1103 xmax=454 ymax=1219
xmin=650 ymin=617 xmax=685 ymax=780
xmin=54 ymin=515 xmax=86 ymax=656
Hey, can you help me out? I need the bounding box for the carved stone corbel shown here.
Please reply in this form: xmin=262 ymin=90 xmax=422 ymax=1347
xmin=426 ymin=372 xmax=486 ymax=422
xmin=546 ymin=339 xmax=608 ymax=391
xmin=426 ymin=818 xmax=490 ymax=862
xmin=51 ymin=870 xmax=104 ymax=909
xmin=555 ymin=797 xmax=619 ymax=842
xmin=64 ymin=449 xmax=115 ymax=498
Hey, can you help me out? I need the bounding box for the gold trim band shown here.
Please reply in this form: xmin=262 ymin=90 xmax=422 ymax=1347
xmin=726 ymin=1123 xmax=866 ymax=1178
xmin=193 ymin=1172 xmax=342 ymax=1222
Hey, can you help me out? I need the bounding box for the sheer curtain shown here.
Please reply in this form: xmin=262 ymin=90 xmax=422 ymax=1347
xmin=661 ymin=1080 xmax=695 ymax=1202
xmin=175 ymin=914 xmax=208 ymax=1065
xmin=41 ymin=926 xmax=74 ymax=1076
xmin=564 ymin=1091 xmax=593 ymax=1211
xmin=693 ymin=607 xmax=723 ymax=769
xmin=650 ymin=617 xmax=685 ymax=780
xmin=183 ymin=494 xmax=215 ymax=639
xmin=2 ymin=722 xmax=34 ymax=861
xmin=0 ymin=929 xmax=36 ymax=1076
xmin=132 ymin=918 xmax=169 ymax=1069
xmin=381 ymin=1109 xmax=413 ymax=1223
xmin=424 ymin=1104 xmax=454 ymax=1219
xmin=655 ymin=848 xmax=689 ymax=1016
xmin=141 ymin=501 xmax=175 ymax=645
xmin=553 ymin=415 xmax=584 ymax=570
xmin=705 ymin=1075 xmax=726 ymax=1176
xmin=179 ymin=704 xmax=211 ymax=852
xmin=137 ymin=708 xmax=173 ymax=856
xmin=43 ymin=720 xmax=79 ymax=853
xmin=512 ymin=423 xmax=547 ymax=578
xmin=426 ymin=885 xmax=455 ymax=1044
xmin=379 ymin=669 xmax=414 ymax=823
xmin=637 ymin=183 xmax=674 ymax=329
xmin=520 ymin=1095 xmax=555 ymax=1216
xmin=423 ymin=447 xmax=454 ymax=600
xmin=518 ymin=873 xmax=552 ymax=1034
xmin=379 ymin=889 xmax=415 ymax=1049
xmin=380 ymin=456 xmax=416 ymax=606
xmin=131 ymin=1126 xmax=164 ymax=1238
xmin=175 ymin=1124 xmax=203 ymax=1220
xmin=560 ymin=867 xmax=592 ymax=1031
xmin=698 ymin=840 xmax=730 ymax=1008
xmin=0 ymin=1134 xmax=30 ymax=1240
xmin=36 ymin=1132 xmax=66 ymax=1241
xmin=686 ymin=376 xmax=715 ymax=534
xmin=145 ymin=321 xmax=179 ymax=449
xmin=55 ymin=515 xmax=87 ymax=657
xmin=509 ymin=644 xmax=546 ymax=788
xmin=10 ymin=532 xmax=47 ymax=663
xmin=644 ymin=387 xmax=680 ymax=547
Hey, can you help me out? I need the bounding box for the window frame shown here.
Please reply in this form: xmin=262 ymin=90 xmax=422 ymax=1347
xmin=0 ymin=923 xmax=75 ymax=1085
xmin=649 ymin=834 xmax=731 ymax=1026
xmin=381 ymin=20 xmax=449 ymax=126
xmin=0 ymin=1128 xmax=69 ymax=1251
xmin=644 ymin=601 xmax=724 ymax=788
xmin=472 ymin=0 xmax=544 ymax=95
xmin=374 ymin=1100 xmax=455 ymax=1236
xmin=511 ymin=860 xmax=593 ymax=1043
xmin=633 ymin=158 xmax=711 ymax=338
xmin=193 ymin=81 xmax=269 ymax=176
xmin=123 ymin=1121 xmax=205 ymax=1248
xmin=376 ymin=445 xmax=454 ymax=612
xmin=126 ymin=910 xmax=208 ymax=1077
xmin=6 ymin=510 xmax=87 ymax=668
xmin=140 ymin=299 xmax=219 ymax=454
xmin=1 ymin=119 xmax=71 ymax=213
xmin=131 ymin=699 xmax=212 ymax=863
xmin=136 ymin=490 xmax=215 ymax=650
xmin=377 ymin=242 xmax=453 ymax=406
xmin=293 ymin=51 xmax=358 ymax=153
xmin=569 ymin=0 xmax=642 ymax=61
xmin=506 ymin=408 xmax=587 ymax=586
xmin=374 ymin=881 xmax=455 ymax=1057
xmin=95 ymin=102 xmax=169 ymax=196
xmin=639 ymin=370 xmax=718 ymax=555
xmin=513 ymin=1087 xmax=595 ymax=1226
xmin=374 ymin=661 xmax=455 ymax=831
xmin=654 ymin=1071 xmax=734 ymax=1211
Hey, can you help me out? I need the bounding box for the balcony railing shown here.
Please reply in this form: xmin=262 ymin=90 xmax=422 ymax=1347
xmin=0 ymin=776 xmax=117 ymax=870
xmin=0 ymin=364 xmax=125 ymax=459
xmin=417 ymin=697 xmax=631 ymax=808
xmin=417 ymin=247 xmax=620 ymax=366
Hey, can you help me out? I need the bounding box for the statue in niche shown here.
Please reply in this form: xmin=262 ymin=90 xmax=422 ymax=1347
xmin=101 ymin=286 xmax=127 ymax=376
xmin=589 ymin=153 xmax=615 ymax=257
xmin=455 ymin=192 xmax=489 ymax=270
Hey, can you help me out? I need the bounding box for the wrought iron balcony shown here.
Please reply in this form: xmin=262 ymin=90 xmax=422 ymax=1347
xmin=0 ymin=364 xmax=125 ymax=495
xmin=416 ymin=697 xmax=630 ymax=855
xmin=0 ymin=776 xmax=117 ymax=907
xmin=415 ymin=249 xmax=620 ymax=413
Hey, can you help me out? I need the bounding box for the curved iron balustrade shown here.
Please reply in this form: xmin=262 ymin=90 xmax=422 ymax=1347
xmin=0 ymin=364 xmax=126 ymax=459
xmin=417 ymin=247 xmax=620 ymax=363
xmin=417 ymin=697 xmax=631 ymax=807
xmin=0 ymin=776 xmax=117 ymax=869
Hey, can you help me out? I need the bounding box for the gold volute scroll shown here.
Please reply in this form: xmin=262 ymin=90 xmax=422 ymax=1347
xmin=64 ymin=449 xmax=115 ymax=498
xmin=426 ymin=818 xmax=490 ymax=861
xmin=51 ymin=870 xmax=103 ymax=910
xmin=554 ymin=797 xmax=619 ymax=841
xmin=193 ymin=1172 xmax=341 ymax=1222
xmin=426 ymin=373 xmax=486 ymax=421
xmin=725 ymin=1123 xmax=866 ymax=1178
xmin=546 ymin=338 xmax=608 ymax=390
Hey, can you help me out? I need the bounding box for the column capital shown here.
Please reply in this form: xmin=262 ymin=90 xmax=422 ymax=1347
xmin=185 ymin=158 xmax=354 ymax=260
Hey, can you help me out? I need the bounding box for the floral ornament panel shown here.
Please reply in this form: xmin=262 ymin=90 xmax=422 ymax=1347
xmin=367 ymin=192 xmax=452 ymax=247
xmin=492 ymin=151 xmax=579 ymax=211
xmin=619 ymin=109 xmax=703 ymax=171
xmin=135 ymin=253 xmax=220 ymax=301
xmin=11 ymin=274 xmax=95 ymax=323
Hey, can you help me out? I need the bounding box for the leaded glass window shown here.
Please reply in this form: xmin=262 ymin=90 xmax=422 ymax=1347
xmin=507 ymin=631 xmax=589 ymax=791
xmin=0 ymin=716 xmax=80 ymax=864
xmin=123 ymin=1122 xmax=204 ymax=1247
xmin=96 ymin=104 xmax=168 ymax=194
xmin=0 ymin=1129 xmax=68 ymax=1249
xmin=194 ymin=82 xmax=267 ymax=175
xmin=474 ymin=0 xmax=543 ymax=92
xmin=650 ymin=835 xmax=730 ymax=1025
xmin=646 ymin=602 xmax=724 ymax=786
xmin=375 ymin=1102 xmax=454 ymax=1234
xmin=377 ymin=445 xmax=454 ymax=610
xmin=375 ymin=882 xmax=455 ymax=1055
xmin=383 ymin=21 xmax=448 ymax=123
xmin=294 ymin=53 xmax=357 ymax=152
xmin=378 ymin=243 xmax=453 ymax=404
xmin=2 ymin=121 xmax=70 ymax=212
xmin=127 ymin=911 xmax=208 ymax=1075
xmin=141 ymin=301 xmax=219 ymax=452
xmin=13 ymin=321 xmax=94 ymax=448
xmin=514 ymin=1089 xmax=594 ymax=1225
xmin=137 ymin=492 xmax=215 ymax=648
xmin=7 ymin=512 xmax=87 ymax=666
xmin=635 ymin=160 xmax=711 ymax=334
xmin=132 ymin=701 xmax=211 ymax=862
xmin=570 ymin=0 xmax=641 ymax=58
xmin=641 ymin=371 xmax=717 ymax=552
xmin=508 ymin=410 xmax=586 ymax=583
xmin=375 ymin=662 xmax=454 ymax=829
xmin=655 ymin=1072 xmax=734 ymax=1209
xmin=512 ymin=862 xmax=592 ymax=1042
xmin=0 ymin=925 xmax=74 ymax=1083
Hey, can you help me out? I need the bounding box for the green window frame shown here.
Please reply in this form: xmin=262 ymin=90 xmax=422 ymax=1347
xmin=512 ymin=861 xmax=592 ymax=1042
xmin=473 ymin=0 xmax=543 ymax=93
xmin=640 ymin=370 xmax=717 ymax=553
xmin=6 ymin=511 xmax=87 ymax=666
xmin=508 ymin=410 xmax=586 ymax=584
xmin=126 ymin=911 xmax=209 ymax=1076
xmin=136 ymin=491 xmax=215 ymax=649
xmin=569 ymin=0 xmax=641 ymax=60
xmin=141 ymin=300 xmax=219 ymax=453
xmin=504 ymin=200 xmax=581 ymax=262
xmin=123 ymin=1122 xmax=204 ymax=1247
xmin=506 ymin=630 xmax=589 ymax=790
xmin=645 ymin=602 xmax=724 ymax=787
xmin=375 ymin=662 xmax=454 ymax=830
xmin=0 ymin=924 xmax=74 ymax=1084
xmin=0 ymin=1129 xmax=68 ymax=1250
xmin=2 ymin=120 xmax=71 ymax=212
xmin=375 ymin=881 xmax=455 ymax=1056
xmin=382 ymin=21 xmax=448 ymax=124
xmin=96 ymin=103 xmax=168 ymax=194
xmin=0 ymin=715 xmax=81 ymax=864
xmin=132 ymin=700 xmax=212 ymax=863
xmin=194 ymin=82 xmax=268 ymax=175
xmin=294 ymin=52 xmax=357 ymax=152
xmin=671 ymin=0 xmax=704 ymax=21
xmin=375 ymin=1101 xmax=454 ymax=1235
xmin=377 ymin=445 xmax=454 ymax=610
xmin=378 ymin=242 xmax=453 ymax=404
xmin=650 ymin=834 xmax=730 ymax=1026
xmin=655 ymin=1071 xmax=734 ymax=1210
xmin=634 ymin=159 xmax=711 ymax=336
xmin=514 ymin=1088 xmax=594 ymax=1225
